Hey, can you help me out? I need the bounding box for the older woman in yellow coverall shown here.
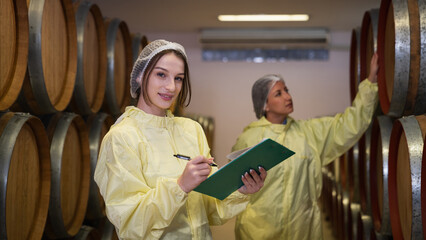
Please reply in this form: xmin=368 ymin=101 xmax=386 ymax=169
xmin=94 ymin=39 xmax=267 ymax=240
xmin=233 ymin=54 xmax=379 ymax=239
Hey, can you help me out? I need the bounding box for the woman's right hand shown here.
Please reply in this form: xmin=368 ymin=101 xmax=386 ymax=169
xmin=177 ymin=156 xmax=214 ymax=193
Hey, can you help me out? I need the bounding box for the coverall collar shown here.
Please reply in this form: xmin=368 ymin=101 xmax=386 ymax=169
xmin=245 ymin=116 xmax=293 ymax=133
xmin=117 ymin=106 xmax=175 ymax=129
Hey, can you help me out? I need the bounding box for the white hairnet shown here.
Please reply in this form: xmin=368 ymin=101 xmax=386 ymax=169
xmin=130 ymin=39 xmax=187 ymax=98
xmin=252 ymin=74 xmax=285 ymax=119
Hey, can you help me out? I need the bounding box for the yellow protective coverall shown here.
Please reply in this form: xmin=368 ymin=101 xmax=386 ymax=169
xmin=94 ymin=106 xmax=249 ymax=240
xmin=232 ymin=80 xmax=378 ymax=239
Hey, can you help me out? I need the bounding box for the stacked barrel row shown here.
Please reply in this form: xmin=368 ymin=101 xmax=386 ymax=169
xmin=322 ymin=0 xmax=426 ymax=239
xmin=0 ymin=0 xmax=149 ymax=239
xmin=0 ymin=111 xmax=119 ymax=239
xmin=1 ymin=0 xmax=150 ymax=116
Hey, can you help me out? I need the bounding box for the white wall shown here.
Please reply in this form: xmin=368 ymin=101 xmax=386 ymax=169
xmin=140 ymin=31 xmax=353 ymax=239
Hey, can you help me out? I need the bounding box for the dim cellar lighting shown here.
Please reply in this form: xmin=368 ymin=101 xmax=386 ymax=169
xmin=218 ymin=14 xmax=309 ymax=22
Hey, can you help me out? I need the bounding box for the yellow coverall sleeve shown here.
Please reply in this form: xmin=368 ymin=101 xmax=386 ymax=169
xmin=94 ymin=129 xmax=188 ymax=239
xmin=303 ymin=79 xmax=378 ymax=166
xmin=231 ymin=137 xmax=249 ymax=153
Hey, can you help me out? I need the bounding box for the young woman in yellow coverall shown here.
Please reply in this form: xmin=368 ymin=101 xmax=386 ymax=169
xmin=232 ymin=54 xmax=379 ymax=239
xmin=94 ymin=39 xmax=267 ymax=239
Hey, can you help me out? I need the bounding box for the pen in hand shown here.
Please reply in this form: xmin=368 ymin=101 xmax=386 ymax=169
xmin=173 ymin=154 xmax=218 ymax=167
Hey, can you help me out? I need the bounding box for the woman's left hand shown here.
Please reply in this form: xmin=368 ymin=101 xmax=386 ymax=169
xmin=238 ymin=167 xmax=267 ymax=195
xmin=368 ymin=52 xmax=379 ymax=83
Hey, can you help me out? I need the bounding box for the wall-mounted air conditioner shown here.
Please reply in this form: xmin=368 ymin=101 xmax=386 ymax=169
xmin=199 ymin=28 xmax=330 ymax=48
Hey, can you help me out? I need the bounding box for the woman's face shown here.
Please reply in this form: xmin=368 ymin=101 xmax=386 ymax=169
xmin=265 ymin=81 xmax=293 ymax=119
xmin=139 ymin=52 xmax=185 ymax=116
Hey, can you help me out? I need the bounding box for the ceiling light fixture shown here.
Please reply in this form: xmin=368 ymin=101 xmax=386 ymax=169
xmin=218 ymin=14 xmax=309 ymax=22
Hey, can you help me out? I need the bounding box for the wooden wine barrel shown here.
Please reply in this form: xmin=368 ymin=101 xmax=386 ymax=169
xmin=370 ymin=115 xmax=393 ymax=237
xmin=418 ymin=0 xmax=426 ymax=115
xmin=0 ymin=112 xmax=50 ymax=240
xmin=0 ymin=0 xmax=28 ymax=111
xmin=131 ymin=33 xmax=148 ymax=64
xmin=320 ymin=169 xmax=327 ymax=213
xmin=388 ymin=115 xmax=426 ymax=239
xmin=68 ymin=1 xmax=107 ymax=116
xmin=406 ymin=0 xmax=426 ymax=116
xmin=338 ymin=189 xmax=351 ymax=240
xmin=44 ymin=112 xmax=90 ymax=239
xmin=338 ymin=178 xmax=361 ymax=240
xmin=85 ymin=113 xmax=114 ymax=221
xmin=422 ymin=127 xmax=426 ymax=239
xmin=102 ymin=18 xmax=132 ymax=117
xmin=18 ymin=0 xmax=77 ymax=115
xmin=331 ymin=178 xmax=339 ymax=238
xmin=350 ymin=27 xmax=361 ymax=103
xmin=333 ymin=156 xmax=340 ymax=183
xmin=327 ymin=170 xmax=334 ymax=218
xmin=71 ymin=0 xmax=83 ymax=10
xmin=360 ymin=8 xmax=379 ymax=81
xmin=339 ymin=153 xmax=348 ymax=190
xmin=347 ymin=143 xmax=360 ymax=203
xmin=377 ymin=0 xmax=426 ymax=117
xmin=358 ymin=124 xmax=372 ymax=215
xmin=334 ymin=184 xmax=343 ymax=239
xmin=321 ymin=168 xmax=333 ymax=220
xmin=348 ymin=203 xmax=361 ymax=240
xmin=357 ymin=213 xmax=373 ymax=240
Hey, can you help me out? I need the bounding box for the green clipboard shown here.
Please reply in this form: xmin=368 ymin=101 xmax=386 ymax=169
xmin=193 ymin=138 xmax=295 ymax=200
